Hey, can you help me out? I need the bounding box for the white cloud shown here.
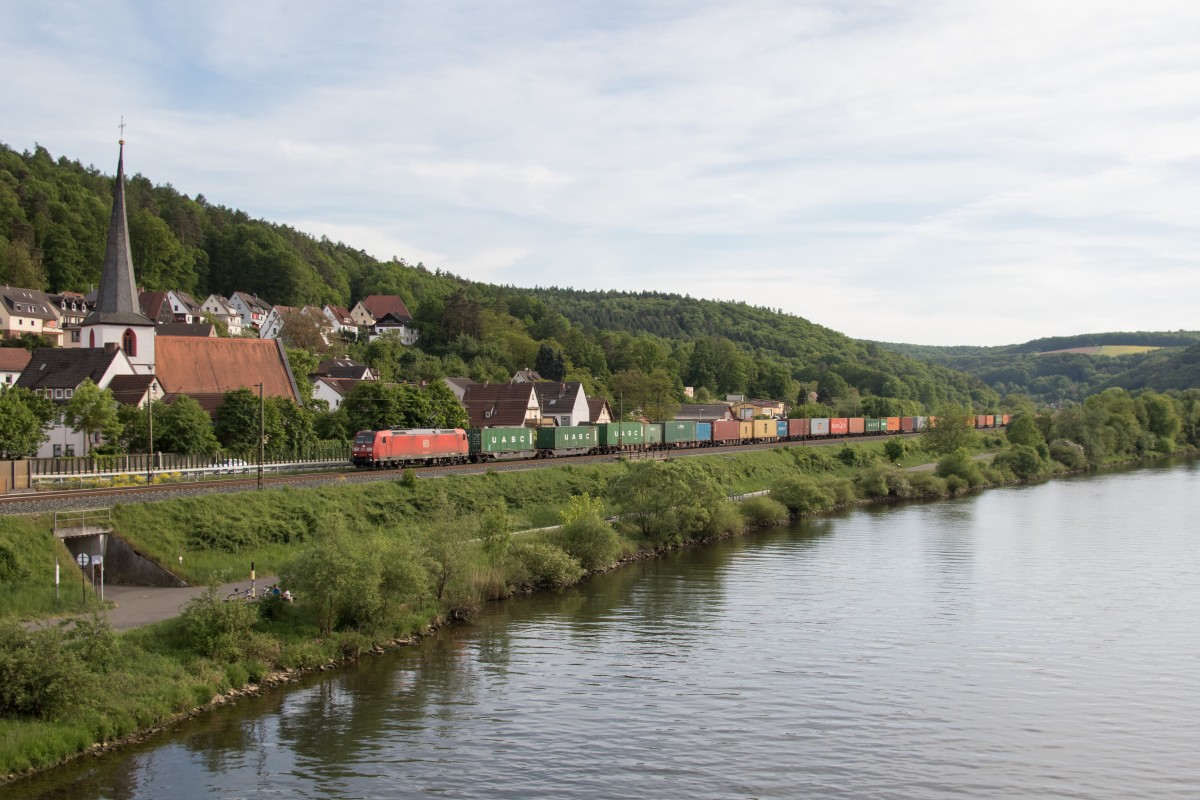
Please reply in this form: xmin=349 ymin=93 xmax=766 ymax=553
xmin=3 ymin=0 xmax=1200 ymax=344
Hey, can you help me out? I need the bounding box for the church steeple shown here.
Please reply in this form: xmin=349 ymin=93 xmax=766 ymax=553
xmin=82 ymin=131 xmax=156 ymax=375
xmin=86 ymin=137 xmax=146 ymax=323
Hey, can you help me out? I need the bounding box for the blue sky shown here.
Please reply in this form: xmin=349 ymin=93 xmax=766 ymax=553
xmin=3 ymin=0 xmax=1199 ymax=346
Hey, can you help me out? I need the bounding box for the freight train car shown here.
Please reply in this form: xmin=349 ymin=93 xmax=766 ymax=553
xmin=352 ymin=428 xmax=470 ymax=468
xmin=468 ymin=427 xmax=535 ymax=461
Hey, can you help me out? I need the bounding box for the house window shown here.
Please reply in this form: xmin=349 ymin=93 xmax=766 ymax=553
xmin=64 ymin=389 xmax=73 ymax=398
xmin=70 ymin=330 xmax=80 ymax=343
xmin=65 ymin=445 xmax=75 ymax=457
xmin=54 ymin=388 xmax=63 ymax=399
xmin=123 ymin=328 xmax=137 ymax=356
xmin=53 ymin=444 xmax=62 ymax=458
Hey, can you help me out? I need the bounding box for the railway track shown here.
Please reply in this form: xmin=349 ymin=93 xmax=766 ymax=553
xmin=0 ymin=434 xmax=926 ymax=515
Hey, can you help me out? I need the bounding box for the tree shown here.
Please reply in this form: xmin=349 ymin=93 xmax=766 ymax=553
xmin=0 ymin=386 xmax=53 ymax=458
xmin=608 ymin=460 xmax=724 ymax=545
xmin=61 ymin=380 xmax=120 ymax=456
xmin=534 ymin=343 xmax=568 ymax=381
xmin=214 ymin=388 xmax=284 ymax=458
xmin=924 ymin=403 xmax=976 ymax=455
xmin=557 ymin=493 xmax=621 ymax=571
xmin=611 ymin=368 xmax=680 ymax=422
xmin=1006 ymin=414 xmax=1045 ymax=448
xmin=279 ymin=308 xmax=330 ymax=354
xmin=158 ymin=395 xmax=220 ymax=455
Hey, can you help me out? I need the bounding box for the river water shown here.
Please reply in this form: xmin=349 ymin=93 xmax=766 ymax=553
xmin=13 ymin=460 xmax=1200 ymax=799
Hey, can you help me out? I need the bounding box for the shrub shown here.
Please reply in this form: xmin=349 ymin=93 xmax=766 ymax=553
xmin=558 ymin=493 xmax=622 ymax=571
xmin=935 ymin=448 xmax=985 ymax=488
xmin=702 ymin=501 xmax=745 ymax=539
xmin=993 ymin=444 xmax=1047 ymax=480
xmin=739 ymin=496 xmax=790 ymax=528
xmin=907 ymin=472 xmax=949 ymax=497
xmin=771 ymin=477 xmax=835 ymax=516
xmin=511 ymin=541 xmax=583 ymax=588
xmin=180 ymin=586 xmax=261 ymax=660
xmin=1049 ymin=439 xmax=1088 ymax=470
xmin=883 ymin=438 xmax=907 ymax=463
xmin=0 ymin=622 xmax=93 ymax=719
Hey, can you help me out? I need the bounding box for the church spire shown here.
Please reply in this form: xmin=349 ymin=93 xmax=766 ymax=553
xmin=85 ymin=132 xmax=151 ymax=326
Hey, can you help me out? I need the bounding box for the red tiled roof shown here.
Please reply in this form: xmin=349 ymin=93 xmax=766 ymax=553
xmin=360 ymin=295 xmax=412 ymax=323
xmin=155 ymin=337 xmax=299 ymax=403
xmin=107 ymin=374 xmax=156 ymax=406
xmin=0 ymin=348 xmax=32 ymax=371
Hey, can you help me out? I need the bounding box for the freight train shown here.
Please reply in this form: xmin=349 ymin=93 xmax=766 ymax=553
xmin=351 ymin=414 xmax=1011 ymax=469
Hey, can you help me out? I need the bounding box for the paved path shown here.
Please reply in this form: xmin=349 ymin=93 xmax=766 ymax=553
xmin=29 ymin=576 xmax=279 ymax=632
xmin=102 ymin=576 xmax=279 ymax=631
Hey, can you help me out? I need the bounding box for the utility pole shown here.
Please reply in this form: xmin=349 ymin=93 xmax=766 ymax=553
xmin=146 ymin=394 xmax=154 ymax=486
xmin=258 ymin=382 xmax=265 ymax=490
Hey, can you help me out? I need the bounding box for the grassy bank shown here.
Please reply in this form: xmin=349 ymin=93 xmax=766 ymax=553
xmin=3 ymin=431 xmax=1188 ymax=780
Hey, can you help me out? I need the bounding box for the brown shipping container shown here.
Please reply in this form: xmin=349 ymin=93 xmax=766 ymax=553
xmin=712 ymin=419 xmax=741 ymax=442
xmin=900 ymin=417 xmax=916 ymax=432
xmin=788 ymin=418 xmax=810 ymax=437
xmin=848 ymin=417 xmax=865 ymax=434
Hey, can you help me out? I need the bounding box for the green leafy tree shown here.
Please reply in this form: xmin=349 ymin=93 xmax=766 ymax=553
xmin=0 ymin=386 xmax=53 ymax=458
xmin=924 ymin=404 xmax=976 ymax=455
xmin=611 ymin=368 xmax=680 ymax=421
xmin=557 ymin=492 xmax=621 ymax=571
xmin=61 ymin=379 xmax=120 ymax=456
xmin=158 ymin=395 xmax=221 ymax=455
xmin=214 ymin=388 xmax=285 ymax=458
xmin=1006 ymin=414 xmax=1045 ymax=448
xmin=609 ymin=460 xmax=724 ymax=545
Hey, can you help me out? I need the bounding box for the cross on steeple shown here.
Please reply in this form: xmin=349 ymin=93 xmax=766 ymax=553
xmin=119 ymin=116 xmax=126 ymax=143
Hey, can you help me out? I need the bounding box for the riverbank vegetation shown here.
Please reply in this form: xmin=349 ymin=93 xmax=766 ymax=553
xmin=3 ymin=385 xmax=1199 ymax=779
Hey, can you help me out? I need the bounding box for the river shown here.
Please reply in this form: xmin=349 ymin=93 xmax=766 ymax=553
xmin=12 ymin=460 xmax=1200 ymax=799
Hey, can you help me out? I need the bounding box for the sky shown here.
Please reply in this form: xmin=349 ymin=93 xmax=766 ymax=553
xmin=3 ymin=0 xmax=1199 ymax=346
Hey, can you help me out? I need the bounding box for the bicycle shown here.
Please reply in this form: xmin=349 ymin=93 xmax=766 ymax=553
xmin=225 ymin=587 xmax=258 ymax=602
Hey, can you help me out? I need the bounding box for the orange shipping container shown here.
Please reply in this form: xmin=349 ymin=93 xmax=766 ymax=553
xmin=848 ymin=417 xmax=865 ymax=434
xmin=886 ymin=417 xmax=901 ymax=432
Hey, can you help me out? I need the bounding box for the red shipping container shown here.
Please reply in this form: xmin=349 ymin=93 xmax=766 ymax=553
xmin=788 ymin=418 xmax=810 ymax=437
xmin=848 ymin=417 xmax=865 ymax=434
xmin=886 ymin=417 xmax=901 ymax=432
xmin=975 ymin=415 xmax=987 ymax=428
xmin=830 ymin=418 xmax=850 ymax=435
xmin=900 ymin=417 xmax=916 ymax=432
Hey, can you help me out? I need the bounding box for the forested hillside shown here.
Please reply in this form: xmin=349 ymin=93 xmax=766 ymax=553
xmin=880 ymin=331 xmax=1200 ymax=403
xmin=0 ymin=140 xmax=997 ymax=414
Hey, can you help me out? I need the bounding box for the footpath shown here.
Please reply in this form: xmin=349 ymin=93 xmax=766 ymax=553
xmin=29 ymin=575 xmax=278 ymax=632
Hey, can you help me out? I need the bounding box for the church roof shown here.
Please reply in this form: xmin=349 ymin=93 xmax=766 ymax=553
xmin=154 ymin=337 xmax=300 ymax=403
xmin=84 ymin=140 xmax=153 ymax=328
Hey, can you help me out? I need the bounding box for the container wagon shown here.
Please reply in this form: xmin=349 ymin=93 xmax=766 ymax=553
xmin=830 ymin=418 xmax=850 ymax=436
xmin=713 ymin=419 xmax=741 ymax=445
xmin=467 ymin=427 xmax=535 ymax=461
xmin=534 ymin=425 xmax=597 ymax=457
xmin=595 ymin=422 xmax=645 ymax=453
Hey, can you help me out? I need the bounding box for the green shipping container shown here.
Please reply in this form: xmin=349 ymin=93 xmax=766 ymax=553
xmin=865 ymin=418 xmax=883 ymax=433
xmin=468 ymin=427 xmax=534 ymax=455
xmin=662 ymin=420 xmax=698 ymax=443
xmin=535 ymin=426 xmax=598 ymax=450
xmin=645 ymin=423 xmax=664 ymax=445
xmin=596 ymin=422 xmax=645 ymax=447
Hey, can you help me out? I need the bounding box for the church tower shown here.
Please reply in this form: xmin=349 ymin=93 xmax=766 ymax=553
xmin=81 ymin=135 xmax=156 ymax=375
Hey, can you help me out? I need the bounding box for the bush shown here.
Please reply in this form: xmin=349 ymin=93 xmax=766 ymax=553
xmin=883 ymin=438 xmax=907 ymax=463
xmin=935 ymin=448 xmax=985 ymax=488
xmin=739 ymin=496 xmax=790 ymax=528
xmin=907 ymin=472 xmax=949 ymax=497
xmin=558 ymin=515 xmax=622 ymax=572
xmin=771 ymin=477 xmax=835 ymax=516
xmin=702 ymin=501 xmax=745 ymax=539
xmin=1049 ymin=439 xmax=1087 ymax=470
xmin=180 ymin=586 xmax=261 ymax=660
xmin=0 ymin=622 xmax=93 ymax=719
xmin=511 ymin=541 xmax=583 ymax=588
xmin=993 ymin=444 xmax=1047 ymax=480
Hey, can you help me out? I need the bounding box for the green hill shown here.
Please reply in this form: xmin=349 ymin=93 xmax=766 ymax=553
xmin=0 ymin=140 xmax=996 ymax=414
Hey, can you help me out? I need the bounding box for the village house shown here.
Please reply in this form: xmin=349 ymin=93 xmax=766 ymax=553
xmin=0 ymin=347 xmax=31 ymax=386
xmin=230 ymin=291 xmax=273 ymax=332
xmin=352 ymin=295 xmax=419 ymax=344
xmin=0 ymin=286 xmax=61 ymax=346
xmin=199 ymin=294 xmax=244 ymax=336
xmin=461 ymin=383 xmax=541 ymax=428
xmin=531 ymin=381 xmax=590 ymax=427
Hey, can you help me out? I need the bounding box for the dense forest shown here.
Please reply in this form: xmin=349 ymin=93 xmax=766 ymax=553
xmin=0 ymin=139 xmax=1011 ymax=416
